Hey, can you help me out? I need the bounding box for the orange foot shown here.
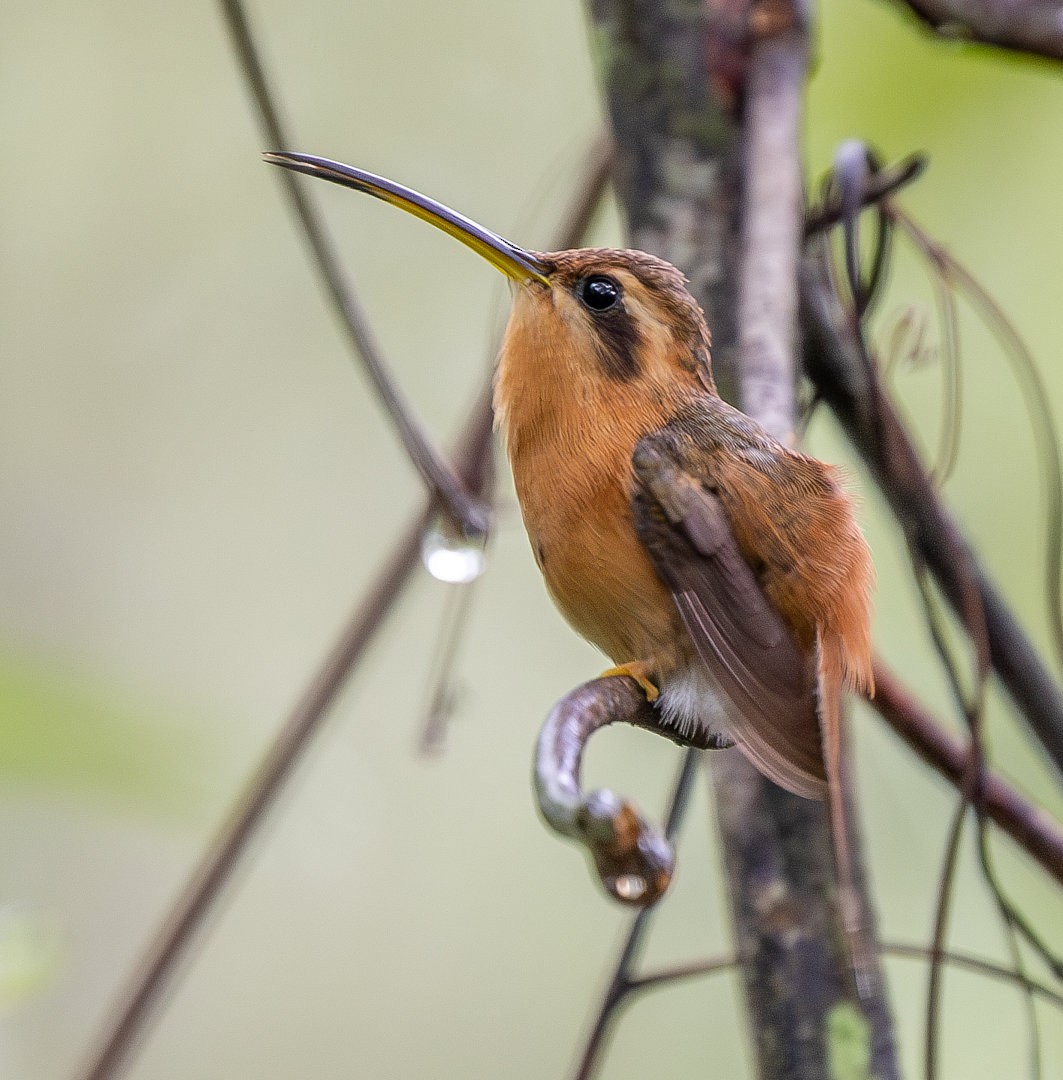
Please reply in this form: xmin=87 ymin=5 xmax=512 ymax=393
xmin=600 ymin=661 xmax=660 ymax=703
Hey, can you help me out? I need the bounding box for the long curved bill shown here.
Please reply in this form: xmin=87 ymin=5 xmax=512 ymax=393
xmin=263 ymin=152 xmax=550 ymax=286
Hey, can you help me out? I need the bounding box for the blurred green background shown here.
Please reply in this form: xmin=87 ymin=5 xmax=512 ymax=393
xmin=2 ymin=1 xmax=1062 ymax=1077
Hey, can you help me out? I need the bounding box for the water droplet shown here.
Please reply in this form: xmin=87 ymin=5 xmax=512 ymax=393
xmin=613 ymin=874 xmax=647 ymax=902
xmin=421 ymin=518 xmax=486 ymax=584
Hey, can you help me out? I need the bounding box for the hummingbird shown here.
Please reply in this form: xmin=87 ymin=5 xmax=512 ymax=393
xmin=264 ymin=152 xmax=875 ymax=911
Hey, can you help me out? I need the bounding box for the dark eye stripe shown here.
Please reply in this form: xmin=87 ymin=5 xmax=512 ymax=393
xmin=593 ymin=311 xmax=641 ymax=381
xmin=569 ymin=272 xmax=639 ymax=380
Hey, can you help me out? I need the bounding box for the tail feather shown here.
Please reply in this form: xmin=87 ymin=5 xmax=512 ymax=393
xmin=816 ymin=630 xmax=872 ymax=997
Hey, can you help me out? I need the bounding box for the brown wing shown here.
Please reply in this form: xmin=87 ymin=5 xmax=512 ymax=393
xmin=631 ymin=439 xmax=826 ymax=799
xmin=661 ymin=398 xmax=875 ymax=697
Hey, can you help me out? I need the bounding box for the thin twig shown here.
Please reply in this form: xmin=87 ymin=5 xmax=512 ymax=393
xmin=917 ymin=536 xmax=1061 ymax=979
xmin=628 ymin=953 xmax=737 ymax=993
xmin=975 ymin=819 xmax=1063 ymax=974
xmin=974 ymin=823 xmax=1047 ymax=1080
xmin=219 ymin=0 xmax=489 ymax=536
xmin=911 ymin=557 xmax=986 ymax=1080
xmin=884 ymin=942 xmax=1063 ymax=1011
xmin=890 ymin=204 xmax=1063 ymax=674
xmin=870 ymin=661 xmax=1063 ymax=886
xmin=804 ymin=152 xmax=926 ymax=237
xmin=925 ymin=796 xmax=969 ymax=1080
xmin=614 ymin=941 xmax=1063 ymax=1012
xmin=921 ymin=258 xmax=962 ymax=484
xmin=417 ymin=581 xmax=477 ymax=755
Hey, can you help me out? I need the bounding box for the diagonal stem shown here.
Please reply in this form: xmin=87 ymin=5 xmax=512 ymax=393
xmin=219 ymin=0 xmax=488 ymax=536
xmin=871 ymin=661 xmax=1063 ymax=886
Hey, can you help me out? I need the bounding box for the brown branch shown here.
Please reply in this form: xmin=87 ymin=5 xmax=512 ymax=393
xmin=628 ymin=952 xmax=738 ymax=993
xmin=924 ymin=789 xmax=970 ymax=1080
xmin=894 ymin=0 xmax=1063 ymax=62
xmin=871 ymin=660 xmax=1063 ymax=886
xmin=535 ymin=678 xmax=730 ymax=906
xmin=804 ymin=153 xmax=926 ymax=237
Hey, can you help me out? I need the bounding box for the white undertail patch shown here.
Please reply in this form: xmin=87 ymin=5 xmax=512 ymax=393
xmin=657 ymin=664 xmax=732 ymax=744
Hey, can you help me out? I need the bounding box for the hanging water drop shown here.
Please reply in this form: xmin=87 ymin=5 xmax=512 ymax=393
xmin=421 ymin=517 xmax=487 ymax=584
xmin=612 ymin=874 xmax=648 ymax=902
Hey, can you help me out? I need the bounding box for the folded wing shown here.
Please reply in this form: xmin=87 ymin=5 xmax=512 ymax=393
xmin=632 ymin=439 xmax=825 ymax=799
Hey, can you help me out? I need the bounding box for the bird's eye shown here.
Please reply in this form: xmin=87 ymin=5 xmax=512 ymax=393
xmin=577 ymin=275 xmax=621 ymax=312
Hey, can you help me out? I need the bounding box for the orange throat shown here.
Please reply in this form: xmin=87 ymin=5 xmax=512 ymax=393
xmin=493 ymin=304 xmax=690 ymax=671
